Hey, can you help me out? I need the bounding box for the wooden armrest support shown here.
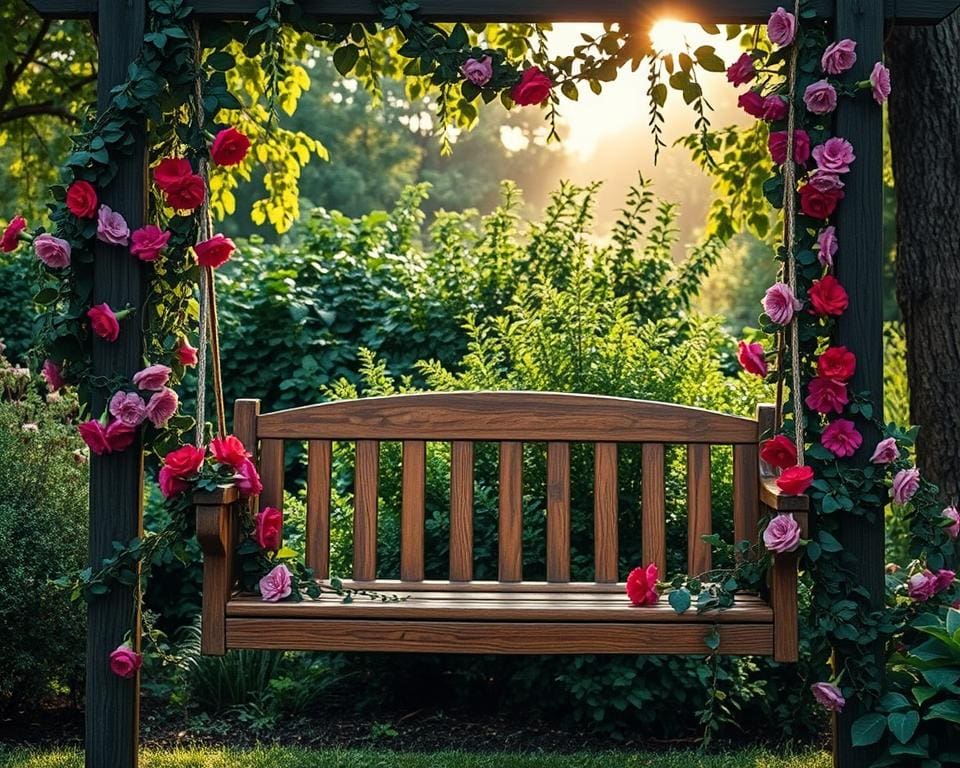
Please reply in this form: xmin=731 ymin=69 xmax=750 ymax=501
xmin=195 ymin=494 xmax=240 ymax=655
xmin=760 ymin=476 xmax=810 ymax=512
xmin=193 ymin=486 xmax=241 ymax=507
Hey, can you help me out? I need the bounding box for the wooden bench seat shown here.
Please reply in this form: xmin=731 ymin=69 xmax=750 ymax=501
xmin=196 ymin=392 xmax=807 ymax=662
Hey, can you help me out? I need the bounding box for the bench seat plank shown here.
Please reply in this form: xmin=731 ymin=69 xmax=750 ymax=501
xmin=225 ymin=591 xmax=772 ymax=623
xmin=225 ymin=618 xmax=773 ymax=655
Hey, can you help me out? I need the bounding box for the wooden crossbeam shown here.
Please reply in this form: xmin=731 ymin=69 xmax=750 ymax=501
xmin=26 ymin=0 xmax=960 ymax=24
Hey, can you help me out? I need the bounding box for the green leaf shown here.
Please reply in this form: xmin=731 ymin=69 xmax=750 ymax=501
xmin=888 ymin=710 xmax=919 ymax=744
xmin=923 ymin=668 xmax=960 ymax=691
xmin=912 ymin=686 xmax=937 ymax=707
xmin=880 ymin=692 xmax=911 ymax=712
xmin=851 ymin=713 xmax=887 ymax=746
xmin=926 ymin=700 xmax=960 ymax=724
xmin=946 ymin=608 xmax=960 ymax=636
xmin=668 ymin=588 xmax=692 ymax=614
xmin=704 ymin=628 xmax=721 ymax=651
xmin=333 ymin=44 xmax=360 ymax=75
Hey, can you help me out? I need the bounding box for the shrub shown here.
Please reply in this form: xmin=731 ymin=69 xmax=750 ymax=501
xmin=0 ymin=355 xmax=87 ymax=709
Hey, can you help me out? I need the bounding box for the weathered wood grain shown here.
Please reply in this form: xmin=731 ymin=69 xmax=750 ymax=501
xmin=546 ymin=442 xmax=571 ymax=583
xmin=641 ymin=443 xmax=667 ymax=574
xmin=450 ymin=441 xmax=474 ymax=582
xmin=499 ymin=442 xmax=524 ymax=582
xmin=687 ymin=445 xmax=713 ymax=575
xmin=307 ymin=440 xmax=332 ymax=578
xmin=353 ymin=441 xmax=379 ymax=581
xmin=401 ymin=441 xmax=426 ymax=581
xmin=594 ymin=443 xmax=619 ymax=583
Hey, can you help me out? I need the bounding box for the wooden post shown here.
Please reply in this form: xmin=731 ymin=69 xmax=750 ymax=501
xmin=85 ymin=1 xmax=148 ymax=767
xmin=832 ymin=1 xmax=885 ymax=766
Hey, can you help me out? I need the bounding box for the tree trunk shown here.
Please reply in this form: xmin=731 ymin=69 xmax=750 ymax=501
xmin=887 ymin=14 xmax=960 ymax=502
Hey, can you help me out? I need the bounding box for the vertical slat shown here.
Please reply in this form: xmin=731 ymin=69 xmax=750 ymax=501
xmin=449 ymin=441 xmax=474 ymax=582
xmin=354 ymin=440 xmax=379 ymax=581
xmin=307 ymin=440 xmax=332 ymax=578
xmin=734 ymin=443 xmax=760 ymax=554
xmin=641 ymin=444 xmax=667 ymax=575
xmin=687 ymin=444 xmax=712 ymax=575
xmin=234 ymin=399 xmax=261 ymax=515
xmin=401 ymin=441 xmax=426 ymax=581
xmin=546 ymin=442 xmax=571 ymax=582
xmin=499 ymin=442 xmax=523 ymax=582
xmin=259 ymin=439 xmax=285 ymax=513
xmin=594 ymin=442 xmax=619 ymax=584
xmin=772 ymin=550 xmax=799 ymax=662
xmin=757 ymin=403 xmax=777 ymax=478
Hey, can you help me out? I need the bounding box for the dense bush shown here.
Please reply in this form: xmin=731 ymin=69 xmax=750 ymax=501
xmin=0 ymin=354 xmax=87 ymax=709
xmin=0 ymin=253 xmax=39 ymax=365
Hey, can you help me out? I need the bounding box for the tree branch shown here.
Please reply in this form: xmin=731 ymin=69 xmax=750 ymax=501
xmin=0 ymin=102 xmax=80 ymax=124
xmin=0 ymin=20 xmax=51 ymax=110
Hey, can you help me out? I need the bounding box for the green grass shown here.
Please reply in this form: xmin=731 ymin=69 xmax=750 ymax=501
xmin=0 ymin=748 xmax=830 ymax=768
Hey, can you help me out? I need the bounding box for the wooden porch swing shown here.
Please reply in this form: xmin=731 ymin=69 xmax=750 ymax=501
xmin=196 ymin=393 xmax=808 ymax=662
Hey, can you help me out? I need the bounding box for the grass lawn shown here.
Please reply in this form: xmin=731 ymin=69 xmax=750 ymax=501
xmin=0 ymin=748 xmax=830 ymax=768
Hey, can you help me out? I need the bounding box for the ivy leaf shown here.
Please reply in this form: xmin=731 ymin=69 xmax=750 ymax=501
xmin=668 ymin=588 xmax=692 ymax=614
xmin=925 ymin=700 xmax=960 ymax=724
xmin=851 ymin=713 xmax=887 ymax=746
xmin=704 ymin=628 xmax=721 ymax=651
xmin=694 ymin=46 xmax=725 ymax=73
xmin=912 ymin=686 xmax=937 ymax=707
xmin=888 ymin=711 xmax=919 ymax=744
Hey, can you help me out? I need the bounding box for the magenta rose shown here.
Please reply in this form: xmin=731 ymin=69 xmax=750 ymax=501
xmin=259 ymin=564 xmax=292 ymax=602
xmin=813 ymin=137 xmax=856 ymax=174
xmin=817 ymin=226 xmax=838 ymax=268
xmin=235 ymin=457 xmax=263 ymax=498
xmin=145 ymin=387 xmax=179 ymax=428
xmin=130 ymin=225 xmax=171 ymax=262
xmin=460 ymin=56 xmax=494 ymax=87
xmin=726 ymin=53 xmax=756 ymax=87
xmin=78 ymin=419 xmax=111 ymax=455
xmin=811 ymin=683 xmax=845 ymax=713
xmin=133 ymin=363 xmax=172 ymax=391
xmin=96 ymin=205 xmax=130 ymax=246
xmin=943 ymin=506 xmax=960 ymax=539
xmin=1 ymin=215 xmax=27 ymax=253
xmin=194 ymin=234 xmax=236 ymax=269
xmin=935 ymin=570 xmax=956 ymax=593
xmin=109 ymin=390 xmax=147 ymax=427
xmin=803 ymin=80 xmax=837 ymax=115
xmin=626 ymin=563 xmax=660 ymax=607
xmin=177 ymin=339 xmax=198 ymax=366
xmin=105 ymin=420 xmax=137 ymax=453
xmin=87 ymin=304 xmax=121 ymax=342
xmin=254 ymin=506 xmax=283 ymax=551
xmin=738 ymin=90 xmax=765 ymax=119
xmin=210 ymin=434 xmax=250 ymax=468
xmin=763 ymin=514 xmax=802 ymax=553
xmin=870 ymin=62 xmax=891 ymax=105
xmin=768 ymin=130 xmax=811 ymax=165
xmin=908 ymin=570 xmax=939 ymax=602
xmin=767 ymin=7 xmax=796 ymax=47
xmin=737 ymin=340 xmax=768 ymax=377
xmin=821 ymin=419 xmax=863 ymax=459
xmin=762 ymin=282 xmax=802 ymax=326
xmin=762 ymin=95 xmax=788 ymax=121
xmin=892 ymin=467 xmax=921 ymax=505
xmin=41 ymin=359 xmax=64 ymax=392
xmin=870 ymin=437 xmax=900 ymax=465
xmin=109 ymin=644 xmax=143 ymax=679
xmin=511 ymin=67 xmax=553 ymax=106
xmin=158 ymin=466 xmax=190 ymax=499
xmin=821 ymin=39 xmax=857 ymax=75
xmin=806 ymin=377 xmax=849 ymax=415
xmin=33 ymin=233 xmax=72 ymax=269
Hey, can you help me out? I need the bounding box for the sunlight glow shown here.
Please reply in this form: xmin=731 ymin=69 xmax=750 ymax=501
xmin=649 ymin=18 xmax=697 ymax=56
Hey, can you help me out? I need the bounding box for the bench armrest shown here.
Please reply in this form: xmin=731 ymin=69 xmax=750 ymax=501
xmin=195 ymin=490 xmax=242 ymax=655
xmin=193 ymin=486 xmax=241 ymax=508
xmin=760 ymin=476 xmax=809 ymax=513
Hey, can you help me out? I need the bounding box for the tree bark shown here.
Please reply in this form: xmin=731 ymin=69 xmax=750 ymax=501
xmin=887 ymin=13 xmax=960 ymax=502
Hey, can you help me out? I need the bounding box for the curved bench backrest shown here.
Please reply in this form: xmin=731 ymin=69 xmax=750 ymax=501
xmin=236 ymin=392 xmax=770 ymax=587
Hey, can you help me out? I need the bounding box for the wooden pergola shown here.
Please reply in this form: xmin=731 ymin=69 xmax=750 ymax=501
xmin=23 ymin=0 xmax=960 ymax=766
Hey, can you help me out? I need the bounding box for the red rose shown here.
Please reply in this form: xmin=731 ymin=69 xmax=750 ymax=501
xmin=776 ymin=465 xmax=814 ymax=496
xmin=254 ymin=506 xmax=283 ymax=551
xmin=805 ymin=376 xmax=849 ymax=415
xmin=158 ymin=466 xmax=190 ymax=499
xmin=105 ymin=420 xmax=137 ymax=453
xmin=769 ymin=130 xmax=811 ymax=166
xmin=78 ymin=419 xmax=111 ymax=455
xmin=760 ymin=435 xmax=798 ymax=470
xmin=194 ymin=234 xmax=235 ymax=268
xmin=626 ymin=563 xmax=660 ymax=607
xmin=210 ymin=434 xmax=250 ymax=468
xmin=177 ymin=338 xmax=198 ymax=366
xmin=737 ymin=340 xmax=768 ymax=377
xmin=235 ymin=457 xmax=263 ymax=498
xmin=66 ymin=180 xmax=98 ymax=218
xmin=809 ymin=274 xmax=849 ymax=317
xmin=87 ymin=303 xmax=120 ymax=342
xmin=164 ymin=174 xmax=206 ymax=211
xmin=738 ymin=90 xmax=765 ymax=119
xmin=799 ymin=183 xmax=844 ymax=219
xmin=153 ymin=158 xmax=193 ymax=190
xmin=817 ymin=346 xmax=856 ymax=381
xmin=511 ymin=67 xmax=553 ymax=106
xmin=162 ymin=444 xmax=206 ymax=479
xmin=1 ymin=215 xmax=27 ymax=252
xmin=210 ymin=127 xmax=251 ymax=167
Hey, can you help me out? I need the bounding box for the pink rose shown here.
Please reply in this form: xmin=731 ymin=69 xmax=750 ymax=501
xmin=803 ymin=80 xmax=837 ymax=115
xmin=259 ymin=564 xmax=292 ymax=602
xmin=41 ymin=359 xmax=64 ymax=392
xmin=87 ymin=304 xmax=120 ymax=342
xmin=814 ymin=137 xmax=856 ymax=174
xmin=870 ymin=437 xmax=900 ymax=465
xmin=892 ymin=467 xmax=921 ymax=505
xmin=235 ymin=457 xmax=263 ymax=498
xmin=96 ymin=205 xmax=130 ymax=246
xmin=109 ymin=644 xmax=142 ymax=679
xmin=254 ymin=506 xmax=283 ymax=551
xmin=935 ymin=569 xmax=956 ymax=593
xmin=822 ymin=39 xmax=857 ymax=75
xmin=870 ymin=62 xmax=891 ymax=105
xmin=763 ymin=514 xmax=802 ymax=553
xmin=761 ymin=95 xmax=788 ymax=121
xmin=177 ymin=339 xmax=198 ymax=366
xmin=1 ymin=215 xmax=27 ymax=253
xmin=806 ymin=377 xmax=849 ymax=415
xmin=132 ymin=364 xmax=172 ymax=391
xmin=626 ymin=563 xmax=660 ymax=607
xmin=808 ymin=171 xmax=845 ymax=193
xmin=511 ymin=67 xmax=553 ymax=106
xmin=78 ymin=419 xmax=111 ymax=455
xmin=821 ymin=419 xmax=863 ymax=458
xmin=130 ymin=225 xmax=171 ymax=262
xmin=726 ymin=53 xmax=756 ymax=87
xmin=767 ymin=7 xmax=797 ymax=47
xmin=908 ymin=570 xmax=939 ymax=601
xmin=768 ymin=130 xmax=811 ymax=165
xmin=33 ymin=233 xmax=72 ymax=269
xmin=109 ymin=391 xmax=147 ymax=427
xmin=105 ymin=420 xmax=137 ymax=452
xmin=811 ymin=682 xmax=845 ymax=712
xmin=737 ymin=340 xmax=768 ymax=377
xmin=943 ymin=505 xmax=960 ymax=539
xmin=762 ymin=282 xmax=803 ymax=325
xmin=460 ymin=56 xmax=493 ymax=87
xmin=817 ymin=226 xmax=838 ymax=268
xmin=145 ymin=387 xmax=179 ymax=428
xmin=738 ymin=90 xmax=765 ymax=119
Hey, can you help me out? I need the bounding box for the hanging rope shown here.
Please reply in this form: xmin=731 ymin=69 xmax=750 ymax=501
xmin=192 ymin=22 xmax=228 ymax=444
xmin=779 ymin=0 xmax=806 ymax=466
